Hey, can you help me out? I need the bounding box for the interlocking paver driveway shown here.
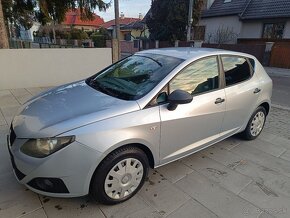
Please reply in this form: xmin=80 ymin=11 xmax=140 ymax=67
xmin=1 ymin=87 xmax=290 ymax=218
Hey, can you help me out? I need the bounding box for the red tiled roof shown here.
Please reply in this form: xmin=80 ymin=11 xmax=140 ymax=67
xmin=62 ymin=9 xmax=104 ymax=28
xmin=102 ymin=17 xmax=141 ymax=29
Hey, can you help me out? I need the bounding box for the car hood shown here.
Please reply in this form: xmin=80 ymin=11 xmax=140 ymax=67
xmin=12 ymin=80 xmax=140 ymax=138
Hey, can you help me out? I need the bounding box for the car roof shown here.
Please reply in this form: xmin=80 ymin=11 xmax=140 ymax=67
xmin=137 ymin=47 xmax=255 ymax=61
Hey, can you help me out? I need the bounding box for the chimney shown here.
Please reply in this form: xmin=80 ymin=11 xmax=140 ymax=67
xmin=120 ymin=12 xmax=125 ymax=19
xmin=139 ymin=13 xmax=143 ymax=20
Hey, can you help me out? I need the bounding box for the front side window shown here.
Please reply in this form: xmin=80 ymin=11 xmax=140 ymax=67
xmin=170 ymin=56 xmax=219 ymax=95
xmin=86 ymin=54 xmax=183 ymax=100
xmin=262 ymin=23 xmax=285 ymax=39
xmin=222 ymin=56 xmax=251 ymax=86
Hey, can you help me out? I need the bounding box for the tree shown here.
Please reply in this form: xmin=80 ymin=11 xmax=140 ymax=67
xmin=146 ymin=0 xmax=203 ymax=41
xmin=0 ymin=0 xmax=110 ymax=47
xmin=0 ymin=0 xmax=9 ymax=48
xmin=212 ymin=26 xmax=238 ymax=45
xmin=37 ymin=0 xmax=110 ymax=42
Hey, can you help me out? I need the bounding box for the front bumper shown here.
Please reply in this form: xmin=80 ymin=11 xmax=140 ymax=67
xmin=7 ymin=134 xmax=102 ymax=197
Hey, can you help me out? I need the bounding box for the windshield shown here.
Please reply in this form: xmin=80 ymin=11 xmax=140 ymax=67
xmin=86 ymin=54 xmax=183 ymax=100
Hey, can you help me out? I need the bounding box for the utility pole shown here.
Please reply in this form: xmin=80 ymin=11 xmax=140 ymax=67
xmin=112 ymin=0 xmax=121 ymax=62
xmin=186 ymin=0 xmax=194 ymax=42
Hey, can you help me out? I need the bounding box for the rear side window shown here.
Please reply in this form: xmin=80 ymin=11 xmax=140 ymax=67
xmin=249 ymin=58 xmax=255 ymax=69
xmin=221 ymin=56 xmax=252 ymax=86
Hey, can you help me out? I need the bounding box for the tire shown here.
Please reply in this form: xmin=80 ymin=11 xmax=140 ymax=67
xmin=90 ymin=146 xmax=149 ymax=205
xmin=241 ymin=106 xmax=267 ymax=140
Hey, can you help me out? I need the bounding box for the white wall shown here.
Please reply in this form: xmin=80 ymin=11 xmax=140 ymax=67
xmin=284 ymin=21 xmax=290 ymax=38
xmin=199 ymin=16 xmax=242 ymax=43
xmin=240 ymin=21 xmax=263 ymax=38
xmin=0 ymin=48 xmax=112 ymax=90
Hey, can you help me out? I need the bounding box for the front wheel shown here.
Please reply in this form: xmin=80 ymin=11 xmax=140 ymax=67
xmin=241 ymin=106 xmax=267 ymax=140
xmin=90 ymin=146 xmax=149 ymax=205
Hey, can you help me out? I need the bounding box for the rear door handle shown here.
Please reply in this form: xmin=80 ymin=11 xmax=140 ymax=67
xmin=254 ymin=88 xmax=261 ymax=94
xmin=215 ymin=98 xmax=225 ymax=104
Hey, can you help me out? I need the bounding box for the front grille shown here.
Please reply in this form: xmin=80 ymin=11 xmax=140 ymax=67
xmin=28 ymin=178 xmax=69 ymax=193
xmin=9 ymin=126 xmax=16 ymax=146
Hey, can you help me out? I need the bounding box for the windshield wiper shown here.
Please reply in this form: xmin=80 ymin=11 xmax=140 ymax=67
xmin=89 ymin=80 xmax=118 ymax=97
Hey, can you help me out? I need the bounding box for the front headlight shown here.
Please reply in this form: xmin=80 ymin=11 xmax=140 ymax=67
xmin=20 ymin=136 xmax=75 ymax=158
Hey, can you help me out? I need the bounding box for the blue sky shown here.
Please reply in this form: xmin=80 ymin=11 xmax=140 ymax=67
xmin=96 ymin=0 xmax=152 ymax=22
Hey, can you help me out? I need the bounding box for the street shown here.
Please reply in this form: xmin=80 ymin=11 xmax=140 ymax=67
xmin=271 ymin=76 xmax=290 ymax=108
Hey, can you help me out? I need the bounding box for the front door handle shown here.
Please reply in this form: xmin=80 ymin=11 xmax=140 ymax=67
xmin=215 ymin=98 xmax=225 ymax=104
xmin=254 ymin=88 xmax=261 ymax=94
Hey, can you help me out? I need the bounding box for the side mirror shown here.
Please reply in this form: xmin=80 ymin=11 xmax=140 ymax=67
xmin=167 ymin=89 xmax=193 ymax=111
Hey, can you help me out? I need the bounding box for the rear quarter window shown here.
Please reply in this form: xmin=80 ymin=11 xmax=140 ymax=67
xmin=249 ymin=58 xmax=255 ymax=69
xmin=221 ymin=56 xmax=252 ymax=87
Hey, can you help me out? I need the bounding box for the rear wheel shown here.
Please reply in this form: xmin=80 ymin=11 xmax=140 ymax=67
xmin=90 ymin=146 xmax=149 ymax=205
xmin=241 ymin=106 xmax=267 ymax=140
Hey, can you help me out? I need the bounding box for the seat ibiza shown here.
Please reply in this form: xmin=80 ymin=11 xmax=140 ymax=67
xmin=8 ymin=48 xmax=272 ymax=204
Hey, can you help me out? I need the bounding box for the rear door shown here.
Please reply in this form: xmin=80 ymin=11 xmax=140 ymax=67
xmin=220 ymin=55 xmax=261 ymax=135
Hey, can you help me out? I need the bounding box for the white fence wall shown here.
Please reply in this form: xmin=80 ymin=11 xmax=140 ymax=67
xmin=0 ymin=48 xmax=112 ymax=90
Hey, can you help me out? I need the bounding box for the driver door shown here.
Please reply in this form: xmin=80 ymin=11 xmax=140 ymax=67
xmin=159 ymin=56 xmax=226 ymax=164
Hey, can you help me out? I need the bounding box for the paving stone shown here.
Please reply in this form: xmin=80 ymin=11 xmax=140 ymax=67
xmin=246 ymin=138 xmax=287 ymax=157
xmin=259 ymin=132 xmax=278 ymax=143
xmin=0 ymin=90 xmax=19 ymax=108
xmin=205 ymin=145 xmax=290 ymax=198
xmin=0 ymin=124 xmax=9 ymax=143
xmin=166 ymin=199 xmax=218 ymax=218
xmin=181 ymin=153 xmax=252 ymax=194
xmin=213 ymin=136 xmax=242 ymax=150
xmin=138 ymin=170 xmax=190 ymax=216
xmin=0 ymin=110 xmax=6 ymax=126
xmin=231 ymin=144 xmax=290 ymax=178
xmin=0 ymin=125 xmax=11 ymax=175
xmin=239 ymin=181 xmax=290 ymax=218
xmin=41 ymin=196 xmax=105 ymax=218
xmin=264 ymin=107 xmax=290 ymax=139
xmin=0 ymin=172 xmax=42 ymax=218
xmin=280 ymin=150 xmax=290 ymax=162
xmin=258 ymin=212 xmax=276 ymax=218
xmin=273 ymin=136 xmax=290 ymax=150
xmin=125 ymin=206 xmax=162 ymax=218
xmin=20 ymin=208 xmax=47 ymax=218
xmin=175 ymin=171 xmax=260 ymax=218
xmin=25 ymin=87 xmax=44 ymax=96
xmin=156 ymin=160 xmax=193 ymax=183
xmin=99 ymin=195 xmax=148 ymax=218
xmin=1 ymin=106 xmax=19 ymax=125
xmin=10 ymin=89 xmax=33 ymax=105
xmin=259 ymin=132 xmax=290 ymax=150
xmin=40 ymin=87 xmax=54 ymax=92
xmin=200 ymin=142 xmax=244 ymax=167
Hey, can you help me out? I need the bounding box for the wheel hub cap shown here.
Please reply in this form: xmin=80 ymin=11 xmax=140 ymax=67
xmin=121 ymin=174 xmax=131 ymax=184
xmin=250 ymin=111 xmax=265 ymax=136
xmin=104 ymin=158 xmax=143 ymax=200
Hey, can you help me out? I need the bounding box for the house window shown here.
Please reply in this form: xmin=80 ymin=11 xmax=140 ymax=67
xmin=193 ymin=26 xmax=206 ymax=40
xmin=262 ymin=23 xmax=285 ymax=39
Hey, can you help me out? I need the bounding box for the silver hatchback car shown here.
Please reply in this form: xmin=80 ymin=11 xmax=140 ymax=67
xmin=8 ymin=48 xmax=272 ymax=204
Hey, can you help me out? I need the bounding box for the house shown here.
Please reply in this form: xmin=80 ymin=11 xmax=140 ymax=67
xmin=102 ymin=13 xmax=148 ymax=41
xmin=62 ymin=9 xmax=104 ymax=31
xmin=198 ymin=0 xmax=290 ymax=43
xmin=18 ymin=22 xmax=41 ymax=41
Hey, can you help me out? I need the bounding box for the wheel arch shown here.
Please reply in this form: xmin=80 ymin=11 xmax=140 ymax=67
xmin=259 ymin=102 xmax=270 ymax=115
xmin=88 ymin=143 xmax=155 ymax=196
